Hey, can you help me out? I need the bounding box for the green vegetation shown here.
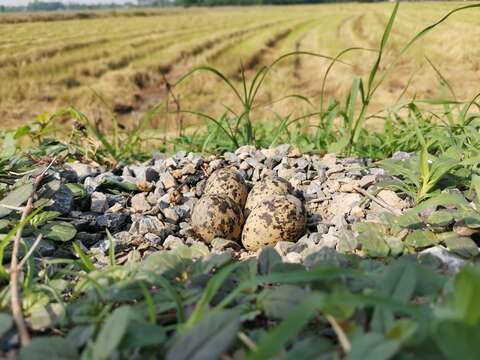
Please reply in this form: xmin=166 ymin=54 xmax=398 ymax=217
xmin=1 ymin=1 xmax=480 ymax=359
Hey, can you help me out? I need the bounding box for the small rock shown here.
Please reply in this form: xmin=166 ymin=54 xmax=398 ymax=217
xmin=48 ymin=184 xmax=74 ymax=215
xmin=285 ymin=252 xmax=302 ymax=264
xmin=131 ymin=193 xmax=152 ymax=212
xmin=211 ymin=238 xmax=241 ymax=251
xmin=96 ymin=213 xmax=130 ymax=232
xmin=91 ymin=192 xmax=108 ymax=213
xmin=163 ymin=235 xmax=184 ymax=250
xmin=163 ymin=207 xmax=180 ymax=224
xmin=419 ymin=245 xmax=466 ymax=273
xmin=160 ymin=172 xmax=177 ymax=189
xmin=329 ymin=193 xmax=362 ymax=216
xmin=377 ymin=190 xmax=407 ymax=210
xmin=66 ymin=163 xmax=98 ymax=181
xmin=144 ymin=233 xmax=163 ymax=246
xmin=274 ymin=241 xmax=295 ymax=256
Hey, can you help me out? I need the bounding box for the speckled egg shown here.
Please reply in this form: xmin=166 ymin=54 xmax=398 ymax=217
xmin=242 ymin=194 xmax=306 ymax=251
xmin=244 ymin=177 xmax=291 ymax=217
xmin=204 ymin=167 xmax=248 ymax=208
xmin=191 ymin=194 xmax=244 ymax=243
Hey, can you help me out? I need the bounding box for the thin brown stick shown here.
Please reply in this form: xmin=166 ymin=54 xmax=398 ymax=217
xmin=9 ymin=158 xmax=56 ymax=347
xmin=353 ymin=186 xmax=402 ymax=216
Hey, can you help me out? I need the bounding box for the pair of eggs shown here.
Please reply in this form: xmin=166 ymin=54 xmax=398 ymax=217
xmin=191 ymin=168 xmax=306 ymax=251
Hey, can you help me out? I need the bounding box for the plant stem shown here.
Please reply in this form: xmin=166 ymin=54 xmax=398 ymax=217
xmin=9 ymin=159 xmax=55 ymax=347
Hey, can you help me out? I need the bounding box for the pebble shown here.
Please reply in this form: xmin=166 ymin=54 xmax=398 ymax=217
xmin=91 ymin=192 xmax=108 ymax=213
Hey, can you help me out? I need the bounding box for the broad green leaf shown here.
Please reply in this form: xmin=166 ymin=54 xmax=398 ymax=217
xmin=19 ymin=337 xmax=78 ymax=360
xmin=257 ymin=285 xmax=308 ymax=320
xmin=120 ymin=322 xmax=166 ymax=349
xmin=248 ymin=293 xmax=324 ymax=360
xmin=347 ymin=333 xmax=400 ymax=360
xmin=453 ymin=266 xmax=480 ymax=325
xmin=28 ymin=303 xmax=65 ymax=331
xmin=404 ymin=230 xmax=438 ymax=248
xmin=427 ymin=210 xmax=454 ymax=227
xmin=257 ymin=247 xmax=282 ymax=275
xmin=166 ymin=310 xmax=240 ymax=360
xmin=93 ymin=306 xmax=132 ymax=360
xmin=358 ymin=231 xmax=390 ymax=257
xmin=0 ymin=182 xmax=33 ymax=218
xmin=40 ymin=221 xmax=77 ymax=242
xmin=433 ymin=320 xmax=480 ymax=360
xmin=444 ymin=235 xmax=479 ymax=258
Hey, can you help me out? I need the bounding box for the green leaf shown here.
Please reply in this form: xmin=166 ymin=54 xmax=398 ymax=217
xmin=427 ymin=210 xmax=454 ymax=227
xmin=65 ymin=183 xmax=86 ymax=199
xmin=358 ymin=231 xmax=390 ymax=257
xmin=453 ymin=266 xmax=480 ymax=325
xmin=258 ymin=285 xmax=308 ymax=320
xmin=248 ymin=293 xmax=324 ymax=360
xmin=120 ymin=322 xmax=166 ymax=349
xmin=166 ymin=310 xmax=240 ymax=360
xmin=30 ymin=211 xmax=61 ymax=227
xmin=40 ymin=221 xmax=77 ymax=242
xmin=404 ymin=230 xmax=438 ymax=248
xmin=433 ymin=320 xmax=480 ymax=360
xmin=93 ymin=306 xmax=132 ymax=360
xmin=257 ymin=247 xmax=282 ymax=275
xmin=347 ymin=333 xmax=400 ymax=360
xmin=0 ymin=182 xmax=33 ymax=218
xmin=19 ymin=337 xmax=78 ymax=360
xmin=28 ymin=303 xmax=65 ymax=331
xmin=72 ymin=242 xmax=95 ymax=272
xmin=0 ymin=313 xmax=12 ymax=338
xmin=444 ymin=234 xmax=479 ymax=258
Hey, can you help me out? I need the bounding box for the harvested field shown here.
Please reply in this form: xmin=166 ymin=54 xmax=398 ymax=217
xmin=1 ymin=3 xmax=480 ymax=130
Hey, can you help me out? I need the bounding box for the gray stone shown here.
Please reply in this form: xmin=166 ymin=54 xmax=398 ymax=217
xmin=96 ymin=213 xmax=130 ymax=232
xmin=392 ymin=151 xmax=413 ymax=161
xmin=130 ymin=166 xmax=159 ymax=183
xmin=211 ymin=238 xmax=241 ymax=251
xmin=76 ymin=232 xmax=103 ymax=246
xmin=48 ymin=184 xmax=74 ymax=215
xmin=359 ymin=175 xmax=376 ymax=188
xmin=285 ymin=252 xmax=302 ymax=263
xmin=419 ymin=245 xmax=466 ymax=273
xmin=91 ymin=192 xmax=108 ymax=213
xmin=163 ymin=235 xmax=184 ymax=250
xmin=66 ymin=163 xmax=98 ymax=181
xmin=274 ymin=241 xmax=295 ymax=256
xmin=329 ymin=193 xmax=362 ymax=216
xmin=131 ymin=193 xmax=152 ymax=212
xmin=377 ymin=190 xmax=407 ymax=210
xmin=144 ymin=233 xmax=163 ymax=246
xmin=129 ymin=215 xmax=175 ymax=239
xmin=160 ymin=172 xmax=177 ymax=189
xmin=163 ymin=207 xmax=180 ymax=224
xmin=224 ymin=152 xmax=239 ymax=164
xmin=319 ymin=234 xmax=339 ymax=249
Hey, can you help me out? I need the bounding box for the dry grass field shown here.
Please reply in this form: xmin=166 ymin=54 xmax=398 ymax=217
xmin=1 ymin=2 xmax=480 ymax=131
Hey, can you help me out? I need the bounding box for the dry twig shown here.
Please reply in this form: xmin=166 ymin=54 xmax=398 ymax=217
xmin=353 ymin=186 xmax=402 ymax=216
xmin=9 ymin=158 xmax=56 ymax=347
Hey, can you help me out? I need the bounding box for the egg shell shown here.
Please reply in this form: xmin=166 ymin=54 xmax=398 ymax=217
xmin=242 ymin=194 xmax=306 ymax=251
xmin=244 ymin=177 xmax=291 ymax=217
xmin=204 ymin=167 xmax=248 ymax=208
xmin=191 ymin=194 xmax=244 ymax=243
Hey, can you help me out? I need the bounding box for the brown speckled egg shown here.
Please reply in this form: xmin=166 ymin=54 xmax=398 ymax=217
xmin=242 ymin=194 xmax=306 ymax=251
xmin=204 ymin=167 xmax=248 ymax=207
xmin=191 ymin=194 xmax=244 ymax=243
xmin=244 ymin=177 xmax=291 ymax=217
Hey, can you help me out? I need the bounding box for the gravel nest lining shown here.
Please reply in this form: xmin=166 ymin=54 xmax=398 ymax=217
xmin=47 ymin=145 xmax=416 ymax=266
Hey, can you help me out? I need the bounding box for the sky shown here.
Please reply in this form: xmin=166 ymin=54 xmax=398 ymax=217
xmin=0 ymin=0 xmax=130 ymax=5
